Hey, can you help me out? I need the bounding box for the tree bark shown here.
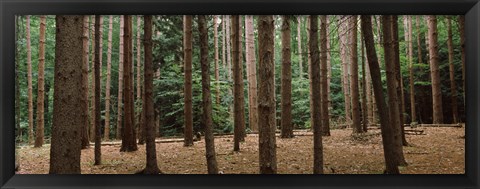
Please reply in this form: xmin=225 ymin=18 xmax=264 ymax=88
xmin=339 ymin=16 xmax=351 ymax=126
xmin=117 ymin=16 xmax=125 ymax=140
xmin=361 ymin=15 xmax=399 ymax=174
xmin=427 ymin=15 xmax=443 ymax=124
xmin=26 ymin=15 xmax=34 ymax=145
xmin=89 ymin=16 xmax=96 ymax=142
xmin=226 ymin=15 xmax=232 ymax=81
xmin=232 ymin=15 xmax=246 ymax=151
xmin=245 ymin=15 xmax=259 ymax=132
xmin=183 ymin=15 xmax=194 ymax=147
xmin=104 ymin=15 xmax=113 ymax=140
xmin=258 ymin=15 xmax=277 ymax=174
xmin=81 ymin=16 xmax=90 ymax=149
xmin=214 ymin=15 xmax=220 ymax=105
xmin=198 ymin=15 xmax=219 ymax=174
xmin=280 ymin=15 xmax=293 ymax=138
xmin=361 ymin=30 xmax=368 ymax=132
xmin=136 ymin=16 xmax=142 ymax=102
xmin=391 ymin=16 xmax=407 ymax=146
xmin=297 ymin=16 xmax=303 ymax=79
xmin=447 ymin=17 xmax=458 ymax=123
xmin=320 ymin=15 xmax=331 ymax=136
xmin=34 ymin=15 xmax=46 ymax=148
xmin=94 ymin=15 xmax=102 ymax=165
xmin=407 ymin=16 xmax=416 ymax=124
xmin=349 ymin=15 xmax=362 ymax=134
xmin=49 ymin=15 xmax=84 ymax=174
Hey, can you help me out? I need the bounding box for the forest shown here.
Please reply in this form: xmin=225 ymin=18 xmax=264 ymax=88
xmin=14 ymin=15 xmax=465 ymax=174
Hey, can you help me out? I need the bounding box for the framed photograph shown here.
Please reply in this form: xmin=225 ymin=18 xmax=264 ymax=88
xmin=1 ymin=0 xmax=479 ymax=188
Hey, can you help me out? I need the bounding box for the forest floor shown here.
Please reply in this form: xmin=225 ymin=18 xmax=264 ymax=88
xmin=16 ymin=126 xmax=464 ymax=174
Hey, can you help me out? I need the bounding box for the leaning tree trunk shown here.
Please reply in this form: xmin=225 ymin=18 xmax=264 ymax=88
xmin=280 ymin=15 xmax=293 ymax=138
xmin=183 ymin=15 xmax=194 ymax=147
xmin=232 ymin=15 xmax=246 ymax=151
xmin=117 ymin=15 xmax=125 ymax=140
xmin=81 ymin=16 xmax=90 ymax=149
xmin=245 ymin=15 xmax=259 ymax=132
xmin=104 ymin=15 xmax=113 ymax=140
xmin=26 ymin=15 xmax=34 ymax=145
xmin=35 ymin=15 xmax=46 ymax=148
xmin=320 ymin=15 xmax=330 ymax=136
xmin=258 ymin=15 xmax=277 ymax=174
xmin=94 ymin=15 xmax=102 ymax=165
xmin=447 ymin=17 xmax=458 ymax=123
xmin=198 ymin=15 xmax=219 ymax=174
xmin=350 ymin=15 xmax=362 ymax=134
xmin=427 ymin=15 xmax=443 ymax=124
xmin=361 ymin=15 xmax=399 ymax=174
xmin=49 ymin=15 xmax=84 ymax=174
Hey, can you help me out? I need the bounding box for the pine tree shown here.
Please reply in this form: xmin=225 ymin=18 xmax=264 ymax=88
xmin=280 ymin=15 xmax=293 ymax=138
xmin=183 ymin=15 xmax=194 ymax=147
xmin=34 ymin=15 xmax=46 ymax=148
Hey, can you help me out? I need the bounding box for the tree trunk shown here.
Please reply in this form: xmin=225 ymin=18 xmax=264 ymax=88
xmin=232 ymin=15 xmax=246 ymax=151
xmin=427 ymin=16 xmax=443 ymax=124
xmin=320 ymin=15 xmax=330 ymax=136
xmin=226 ymin=15 xmax=232 ymax=81
xmin=117 ymin=16 xmax=125 ymax=140
xmin=245 ymin=15 xmax=259 ymax=132
xmin=258 ymin=15 xmax=277 ymax=174
xmin=361 ymin=31 xmax=369 ymax=132
xmin=81 ymin=16 xmax=91 ymax=149
xmin=407 ymin=16 xmax=416 ymax=124
xmin=120 ymin=15 xmax=138 ymax=152
xmin=99 ymin=17 xmax=103 ymax=95
xmin=49 ymin=15 xmax=84 ymax=174
xmin=382 ymin=15 xmax=407 ymax=166
xmin=297 ymin=16 xmax=303 ymax=79
xmin=326 ymin=16 xmax=332 ymax=126
xmin=89 ymin=17 xmax=96 ymax=142
xmin=447 ymin=17 xmax=458 ymax=123
xmin=391 ymin=16 xmax=407 ymax=146
xmin=349 ymin=15 xmax=362 ymax=134
xmin=458 ymin=16 xmax=465 ymax=106
xmin=222 ymin=15 xmax=227 ymax=77
xmin=183 ymin=15 xmax=194 ymax=147
xmin=34 ymin=15 xmax=46 ymax=148
xmin=15 ymin=16 xmax=21 ymax=142
xmin=280 ymin=15 xmax=293 ymax=138
xmin=339 ymin=16 xmax=351 ymax=126
xmin=136 ymin=16 xmax=142 ymax=102
xmin=94 ymin=15 xmax=102 ymax=165
xmin=198 ymin=15 xmax=219 ymax=174
xmin=104 ymin=15 xmax=113 ymax=140
xmin=214 ymin=15 xmax=220 ymax=105
xmin=360 ymin=15 xmax=399 ymax=174
xmin=26 ymin=15 xmax=34 ymax=145
xmin=309 ymin=15 xmax=324 ymax=174
xmin=135 ymin=16 xmax=142 ymax=139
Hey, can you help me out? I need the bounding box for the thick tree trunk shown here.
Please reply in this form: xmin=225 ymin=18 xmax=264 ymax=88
xmin=297 ymin=16 xmax=303 ymax=78
xmin=447 ymin=17 xmax=458 ymax=123
xmin=120 ymin=15 xmax=138 ymax=152
xmin=49 ymin=15 xmax=84 ymax=174
xmin=391 ymin=16 xmax=407 ymax=146
xmin=94 ymin=15 xmax=102 ymax=165
xmin=104 ymin=15 xmax=113 ymax=140
xmin=361 ymin=15 xmax=399 ymax=174
xmin=232 ymin=15 xmax=245 ymax=151
xmin=198 ymin=15 xmax=219 ymax=174
xmin=117 ymin=16 xmax=125 ymax=140
xmin=183 ymin=15 xmax=194 ymax=147
xmin=26 ymin=15 xmax=34 ymax=145
xmin=214 ymin=15 xmax=220 ymax=105
xmin=258 ymin=15 xmax=277 ymax=174
xmin=427 ymin=16 xmax=443 ymax=124
xmin=310 ymin=15 xmax=324 ymax=174
xmin=245 ymin=15 xmax=259 ymax=132
xmin=81 ymin=16 xmax=91 ymax=149
xmin=280 ymin=15 xmax=293 ymax=138
xmin=320 ymin=15 xmax=330 ymax=136
xmin=349 ymin=15 xmax=362 ymax=134
xmin=35 ymin=15 xmax=46 ymax=148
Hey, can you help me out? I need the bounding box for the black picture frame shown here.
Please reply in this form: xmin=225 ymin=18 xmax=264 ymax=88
xmin=1 ymin=0 xmax=479 ymax=188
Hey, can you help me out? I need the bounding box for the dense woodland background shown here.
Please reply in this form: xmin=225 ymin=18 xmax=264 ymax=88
xmin=14 ymin=15 xmax=465 ymax=174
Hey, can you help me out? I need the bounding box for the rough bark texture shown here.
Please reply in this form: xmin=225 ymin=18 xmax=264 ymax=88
xmin=117 ymin=16 xmax=124 ymax=140
xmin=360 ymin=32 xmax=368 ymax=132
xmin=198 ymin=15 xmax=219 ymax=174
xmin=105 ymin=15 xmax=113 ymax=140
xmin=258 ymin=15 xmax=277 ymax=174
xmin=447 ymin=17 xmax=458 ymax=123
xmin=361 ymin=15 xmax=399 ymax=174
xmin=136 ymin=16 xmax=142 ymax=102
xmin=35 ymin=15 xmax=46 ymax=148
xmin=391 ymin=16 xmax=407 ymax=146
xmin=214 ymin=15 xmax=220 ymax=104
xmin=339 ymin=16 xmax=351 ymax=126
xmin=232 ymin=15 xmax=246 ymax=151
xmin=320 ymin=15 xmax=330 ymax=136
xmin=120 ymin=15 xmax=138 ymax=152
xmin=26 ymin=15 xmax=34 ymax=145
xmin=49 ymin=15 xmax=84 ymax=174
xmin=427 ymin=16 xmax=443 ymax=124
xmin=89 ymin=17 xmax=96 ymax=142
xmin=94 ymin=15 xmax=102 ymax=165
xmin=382 ymin=15 xmax=407 ymax=166
xmin=245 ymin=15 xmax=259 ymax=132
xmin=281 ymin=15 xmax=293 ymax=138
xmin=226 ymin=15 xmax=232 ymax=81
xmin=183 ymin=15 xmax=194 ymax=147
xmin=326 ymin=16 xmax=333 ymax=128
xmin=350 ymin=15 xmax=362 ymax=134
xmin=81 ymin=16 xmax=90 ymax=149
xmin=140 ymin=15 xmax=161 ymax=174
xmin=297 ymin=16 xmax=303 ymax=78
xmin=407 ymin=16 xmax=416 ymax=124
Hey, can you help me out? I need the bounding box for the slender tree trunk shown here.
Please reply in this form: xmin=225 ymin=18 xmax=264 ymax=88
xmin=117 ymin=16 xmax=125 ymax=140
xmin=34 ymin=15 xmax=46 ymax=148
xmin=383 ymin=15 xmax=407 ymax=166
xmin=361 ymin=32 xmax=369 ymax=132
xmin=89 ymin=17 xmax=96 ymax=142
xmin=297 ymin=16 xmax=303 ymax=78
xmin=245 ymin=15 xmax=258 ymax=132
xmin=49 ymin=15 xmax=84 ymax=174
xmin=309 ymin=15 xmax=324 ymax=174
xmin=26 ymin=15 xmax=34 ymax=145
xmin=326 ymin=16 xmax=332 ymax=124
xmin=15 ymin=16 xmax=21 ymax=142
xmin=320 ymin=15 xmax=330 ymax=136
xmin=120 ymin=15 xmax=138 ymax=152
xmin=135 ymin=16 xmax=143 ymax=141
xmin=81 ymin=16 xmax=91 ymax=149
xmin=232 ymin=15 xmax=246 ymax=151
xmin=349 ymin=15 xmax=362 ymax=134
xmin=361 ymin=15 xmax=399 ymax=174
xmin=427 ymin=16 xmax=443 ymax=124
xmin=366 ymin=48 xmax=374 ymax=126
xmin=415 ymin=16 xmax=423 ymax=123
xmin=258 ymin=15 xmax=277 ymax=174
xmin=198 ymin=15 xmax=219 ymax=174
xmin=447 ymin=17 xmax=458 ymax=123
xmin=136 ymin=16 xmax=142 ymax=102
xmin=104 ymin=15 xmax=113 ymax=140
xmin=139 ymin=15 xmax=161 ymax=174
xmin=94 ymin=15 xmax=102 ymax=165
xmin=280 ymin=15 xmax=293 ymax=138
xmin=226 ymin=15 xmax=232 ymax=81
xmin=391 ymin=16 xmax=407 ymax=146
xmin=99 ymin=17 xmax=103 ymax=95
xmin=307 ymin=16 xmax=314 ymax=127
xmin=214 ymin=15 xmax=220 ymax=105
xmin=407 ymin=16 xmax=416 ymax=124
xmin=339 ymin=16 xmax=351 ymax=126
xmin=222 ymin=15 xmax=226 ymax=76
xmin=458 ymin=16 xmax=465 ymax=106
xmin=183 ymin=15 xmax=194 ymax=147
